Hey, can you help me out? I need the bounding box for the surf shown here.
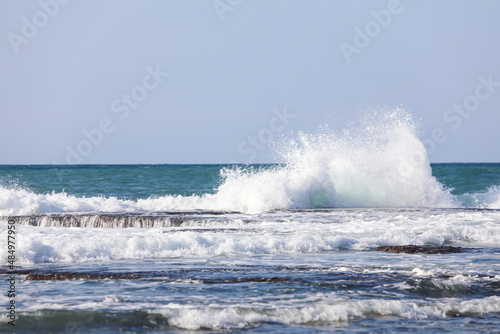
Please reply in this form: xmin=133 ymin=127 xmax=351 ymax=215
xmin=1 ymin=108 xmax=499 ymax=215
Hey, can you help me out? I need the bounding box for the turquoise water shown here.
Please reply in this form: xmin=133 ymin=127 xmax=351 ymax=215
xmin=1 ymin=163 xmax=499 ymax=200
xmin=432 ymin=163 xmax=500 ymax=195
xmin=0 ymin=164 xmax=225 ymax=199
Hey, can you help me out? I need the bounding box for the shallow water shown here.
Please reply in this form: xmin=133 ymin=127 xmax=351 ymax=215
xmin=1 ymin=206 xmax=500 ymax=333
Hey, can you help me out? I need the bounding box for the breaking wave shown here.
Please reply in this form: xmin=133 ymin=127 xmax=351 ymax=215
xmin=151 ymin=296 xmax=500 ymax=330
xmin=1 ymin=109 xmax=498 ymax=215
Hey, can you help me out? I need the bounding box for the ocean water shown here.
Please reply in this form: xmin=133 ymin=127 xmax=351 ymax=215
xmin=1 ymin=111 xmax=500 ymax=333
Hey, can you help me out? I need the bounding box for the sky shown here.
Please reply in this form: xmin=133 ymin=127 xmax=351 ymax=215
xmin=1 ymin=0 xmax=499 ymax=164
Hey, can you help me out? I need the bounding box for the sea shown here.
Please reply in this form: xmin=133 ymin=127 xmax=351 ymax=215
xmin=1 ymin=111 xmax=499 ymax=333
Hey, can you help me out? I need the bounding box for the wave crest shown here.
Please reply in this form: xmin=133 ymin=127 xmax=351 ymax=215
xmin=4 ymin=108 xmax=499 ymax=215
xmin=213 ymin=109 xmax=454 ymax=212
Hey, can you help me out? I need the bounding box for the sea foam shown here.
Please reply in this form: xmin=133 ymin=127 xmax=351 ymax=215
xmin=152 ymin=296 xmax=500 ymax=330
xmin=3 ymin=208 xmax=499 ymax=264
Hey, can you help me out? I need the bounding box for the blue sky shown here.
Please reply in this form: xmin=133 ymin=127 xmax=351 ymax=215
xmin=1 ymin=0 xmax=499 ymax=164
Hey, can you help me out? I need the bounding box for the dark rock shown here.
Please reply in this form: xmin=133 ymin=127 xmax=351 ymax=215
xmin=376 ymin=245 xmax=467 ymax=254
xmin=25 ymin=272 xmax=141 ymax=281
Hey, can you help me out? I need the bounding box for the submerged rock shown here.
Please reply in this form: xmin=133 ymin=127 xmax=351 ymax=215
xmin=376 ymin=245 xmax=466 ymax=254
xmin=23 ymin=272 xmax=292 ymax=282
xmin=25 ymin=273 xmax=141 ymax=281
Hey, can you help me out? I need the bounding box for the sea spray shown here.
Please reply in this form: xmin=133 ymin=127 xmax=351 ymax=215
xmin=4 ymin=108 xmax=496 ymax=215
xmin=210 ymin=108 xmax=455 ymax=211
